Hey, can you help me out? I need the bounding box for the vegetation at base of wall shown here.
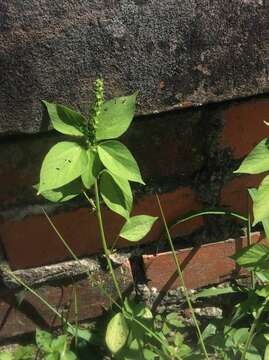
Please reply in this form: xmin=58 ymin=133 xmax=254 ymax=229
xmin=3 ymin=81 xmax=269 ymax=359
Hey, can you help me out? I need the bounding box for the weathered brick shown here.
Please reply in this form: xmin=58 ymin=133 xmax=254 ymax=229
xmin=0 ymin=187 xmax=202 ymax=269
xmin=143 ymin=233 xmax=262 ymax=290
xmin=0 ymin=263 xmax=132 ymax=340
xmin=219 ymin=99 xmax=269 ymax=159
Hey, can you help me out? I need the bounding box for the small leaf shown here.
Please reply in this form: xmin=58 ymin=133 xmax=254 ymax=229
xmin=231 ymin=243 xmax=269 ymax=270
xmin=39 ymin=141 xmax=88 ymax=193
xmin=14 ymin=346 xmax=34 ymax=360
xmin=43 ymin=101 xmax=86 ymax=136
xmin=60 ymin=352 xmax=77 ymax=360
xmin=98 ymin=140 xmax=144 ymax=184
xmin=119 ymin=215 xmax=158 ymax=242
xmin=36 ymin=329 xmax=53 ymax=352
xmin=96 ymin=93 xmax=137 ymax=140
xmin=81 ymin=149 xmax=103 ymax=189
xmin=234 ymin=138 xmax=269 ymax=174
xmin=35 ymin=178 xmax=82 ymax=202
xmin=100 ymin=170 xmax=132 ymax=219
xmin=105 ymin=312 xmax=129 ymax=354
xmin=265 ymin=344 xmax=269 ymax=360
xmin=252 ymin=175 xmax=269 ymax=225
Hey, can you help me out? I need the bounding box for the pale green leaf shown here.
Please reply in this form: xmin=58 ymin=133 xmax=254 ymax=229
xmin=35 ymin=178 xmax=82 ymax=202
xmin=100 ymin=170 xmax=132 ymax=219
xmin=14 ymin=346 xmax=34 ymax=360
xmin=95 ymin=93 xmax=137 ymax=141
xmin=51 ymin=335 xmax=67 ymax=352
xmin=105 ymin=312 xmax=129 ymax=354
xmin=252 ymin=176 xmax=269 ymax=225
xmin=98 ymin=140 xmax=144 ymax=184
xmin=38 ymin=141 xmax=88 ymax=193
xmin=231 ymin=243 xmax=269 ymax=270
xmin=249 ymin=187 xmax=269 ymax=239
xmin=0 ymin=353 xmax=13 ymax=360
xmin=235 ymin=138 xmax=269 ymax=174
xmin=43 ymin=101 xmax=86 ymax=136
xmin=81 ymin=148 xmax=103 ymax=189
xmin=119 ymin=215 xmax=158 ymax=242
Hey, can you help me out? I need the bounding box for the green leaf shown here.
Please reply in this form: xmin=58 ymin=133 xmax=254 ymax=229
xmin=14 ymin=346 xmax=34 ymax=360
xmin=95 ymin=93 xmax=137 ymax=141
xmin=100 ymin=170 xmax=133 ymax=219
xmin=201 ymin=323 xmax=217 ymax=341
xmin=235 ymin=138 xmax=269 ymax=174
xmin=252 ymin=176 xmax=269 ymax=225
xmin=231 ymin=243 xmax=269 ymax=270
xmin=105 ymin=312 xmax=129 ymax=354
xmin=81 ymin=149 xmax=103 ymax=189
xmin=98 ymin=140 xmax=144 ymax=184
xmin=60 ymin=352 xmax=77 ymax=360
xmin=193 ymin=286 xmax=239 ymax=300
xmin=38 ymin=142 xmax=88 ymax=193
xmin=249 ymin=187 xmax=269 ymax=238
xmin=51 ymin=335 xmax=67 ymax=353
xmin=43 ymin=101 xmax=86 ymax=137
xmin=44 ymin=355 xmax=58 ymax=360
xmin=264 ymin=344 xmax=269 ymax=360
xmin=119 ymin=215 xmax=158 ymax=242
xmin=35 ymin=178 xmax=82 ymax=202
xmin=36 ymin=329 xmax=53 ymax=352
xmin=0 ymin=353 xmax=13 ymax=360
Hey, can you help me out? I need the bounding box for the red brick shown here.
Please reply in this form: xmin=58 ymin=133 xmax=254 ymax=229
xmin=221 ymin=174 xmax=264 ymax=215
xmin=219 ymin=99 xmax=269 ymax=159
xmin=0 ymin=263 xmax=132 ymax=340
xmin=1 ymin=187 xmax=203 ymax=269
xmin=143 ymin=233 xmax=262 ymax=290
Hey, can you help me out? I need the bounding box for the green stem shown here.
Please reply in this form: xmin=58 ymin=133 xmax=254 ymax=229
xmin=92 ymin=181 xmax=123 ymax=302
xmin=240 ymin=298 xmax=269 ymax=360
xmin=247 ymin=203 xmax=255 ymax=289
xmin=155 ymin=194 xmax=209 ymax=360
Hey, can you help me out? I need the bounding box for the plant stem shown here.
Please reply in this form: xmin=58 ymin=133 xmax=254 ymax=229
xmin=155 ymin=193 xmax=209 ymax=360
xmin=93 ymin=181 xmax=123 ymax=302
xmin=247 ymin=201 xmax=255 ymax=289
xmin=240 ymin=298 xmax=269 ymax=360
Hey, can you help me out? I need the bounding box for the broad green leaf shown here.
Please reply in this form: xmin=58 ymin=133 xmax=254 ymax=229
xmin=0 ymin=353 xmax=13 ymax=360
xmin=105 ymin=312 xmax=129 ymax=354
xmin=256 ymin=271 xmax=269 ymax=283
xmin=100 ymin=170 xmax=132 ymax=219
xmin=67 ymin=325 xmax=92 ymax=342
xmin=36 ymin=329 xmax=53 ymax=352
xmin=193 ymin=286 xmax=239 ymax=300
xmin=98 ymin=140 xmax=144 ymax=184
xmin=252 ymin=176 xmax=269 ymax=225
xmin=256 ymin=285 xmax=269 ymax=298
xmin=95 ymin=93 xmax=137 ymax=141
xmin=244 ymin=345 xmax=261 ymax=360
xmin=43 ymin=101 xmax=86 ymax=136
xmin=201 ymin=323 xmax=217 ymax=341
xmin=81 ymin=149 xmax=103 ymax=189
xmin=35 ymin=178 xmax=82 ymax=202
xmin=119 ymin=215 xmax=158 ymax=242
xmin=235 ymin=138 xmax=269 ymax=174
xmin=44 ymin=355 xmax=58 ymax=360
xmin=39 ymin=142 xmax=88 ymax=193
xmin=231 ymin=243 xmax=269 ymax=270
xmin=232 ymin=327 xmax=249 ymax=346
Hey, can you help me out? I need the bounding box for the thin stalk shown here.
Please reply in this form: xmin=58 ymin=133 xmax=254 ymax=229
xmin=155 ymin=193 xmax=209 ymax=360
xmin=246 ymin=202 xmax=255 ymax=289
xmin=93 ymin=181 xmax=123 ymax=302
xmin=240 ymin=298 xmax=269 ymax=360
xmin=41 ymin=209 xmax=174 ymax=358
